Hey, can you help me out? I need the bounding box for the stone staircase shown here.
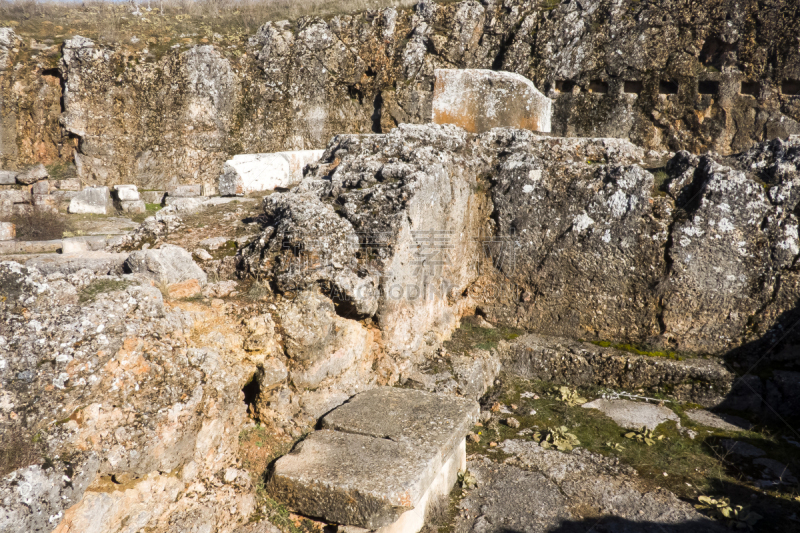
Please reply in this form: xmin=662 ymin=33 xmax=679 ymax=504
xmin=269 ymin=387 xmax=478 ymax=533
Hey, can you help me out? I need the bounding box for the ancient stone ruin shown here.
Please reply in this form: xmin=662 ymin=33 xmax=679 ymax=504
xmin=2 ymin=1 xmax=800 ymax=533
xmin=432 ymin=69 xmax=551 ymax=133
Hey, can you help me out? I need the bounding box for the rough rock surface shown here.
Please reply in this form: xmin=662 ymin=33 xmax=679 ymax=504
xmin=3 ymin=1 xmax=799 ymax=187
xmin=432 ymin=69 xmax=551 ymax=133
xmin=454 ymin=441 xmax=726 ymax=533
xmin=124 ymin=244 xmax=208 ymax=286
xmin=0 ymin=262 xmax=260 ymax=533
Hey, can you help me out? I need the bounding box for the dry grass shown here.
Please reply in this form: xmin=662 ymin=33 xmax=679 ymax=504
xmin=0 ymin=427 xmax=43 ymax=477
xmin=3 ymin=208 xmax=68 ymax=241
xmin=0 ymin=0 xmax=419 ymax=51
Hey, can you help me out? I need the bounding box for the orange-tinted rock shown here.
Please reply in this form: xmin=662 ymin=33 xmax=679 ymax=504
xmin=167 ymin=278 xmax=201 ymax=299
xmin=432 ymin=69 xmax=551 ymax=134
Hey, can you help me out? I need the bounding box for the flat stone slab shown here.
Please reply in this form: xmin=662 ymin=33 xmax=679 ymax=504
xmin=432 ymin=69 xmax=551 ymax=134
xmin=26 ymin=252 xmax=128 ymax=276
xmin=686 ymin=409 xmax=753 ymax=431
xmin=271 ymin=387 xmax=478 ymax=530
xmin=321 ymin=387 xmax=478 ymax=460
xmin=270 ymin=430 xmax=438 ymax=529
xmin=582 ymin=399 xmax=679 ymax=430
xmin=68 ymin=186 xmax=113 ymax=215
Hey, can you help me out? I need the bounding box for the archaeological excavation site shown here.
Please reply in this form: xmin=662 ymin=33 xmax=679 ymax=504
xmin=2 ymin=0 xmax=800 ymax=531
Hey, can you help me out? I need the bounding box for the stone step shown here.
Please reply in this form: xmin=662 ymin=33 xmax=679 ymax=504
xmin=269 ymin=387 xmax=478 ymax=532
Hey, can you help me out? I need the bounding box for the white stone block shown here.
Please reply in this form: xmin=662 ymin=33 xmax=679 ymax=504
xmin=114 ymin=184 xmax=140 ymax=201
xmin=432 ymin=68 xmax=552 ymax=133
xmin=120 ymin=200 xmax=146 ymax=214
xmin=218 ymin=150 xmax=325 ymax=196
xmin=68 ymin=186 xmax=113 ymax=215
xmin=0 ymin=221 xmax=14 ymax=241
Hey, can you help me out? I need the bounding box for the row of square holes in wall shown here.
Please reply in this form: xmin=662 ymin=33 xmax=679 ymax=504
xmin=553 ymin=79 xmax=800 ymax=96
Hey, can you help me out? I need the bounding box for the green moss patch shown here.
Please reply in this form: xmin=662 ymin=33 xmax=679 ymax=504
xmin=79 ymin=278 xmax=135 ymax=303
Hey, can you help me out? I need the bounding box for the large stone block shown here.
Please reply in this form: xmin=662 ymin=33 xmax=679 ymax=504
xmin=432 ymin=69 xmax=551 ymax=133
xmin=270 ymin=388 xmax=478 ymax=530
xmin=16 ymin=163 xmax=49 ymax=185
xmin=0 ymin=222 xmax=14 ymax=241
xmin=31 ymin=180 xmax=50 ymax=195
xmin=168 ymin=184 xmax=202 ymax=197
xmin=0 ymin=188 xmax=31 ymax=204
xmin=0 ymin=170 xmax=18 ymax=185
xmin=53 ymin=178 xmax=82 ymax=191
xmin=141 ymin=190 xmax=166 ymax=204
xmin=114 ymin=184 xmax=140 ymax=201
xmin=62 ymin=235 xmax=108 ymax=254
xmin=120 ymin=200 xmax=146 ymax=214
xmin=68 ymin=186 xmax=113 ymax=214
xmin=321 ymin=387 xmax=478 ymax=461
xmin=124 ymin=243 xmax=207 ymax=286
xmin=218 ymin=150 xmax=324 ymax=196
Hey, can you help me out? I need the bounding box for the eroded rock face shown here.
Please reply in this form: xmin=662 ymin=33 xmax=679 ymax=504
xmin=0 ymin=262 xmax=258 ymax=533
xmin=3 ymin=0 xmax=799 ymax=185
xmin=242 ymin=123 xmax=492 ymax=358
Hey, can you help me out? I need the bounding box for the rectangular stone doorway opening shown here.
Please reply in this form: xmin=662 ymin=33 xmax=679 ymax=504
xmin=659 ymin=80 xmax=679 ymax=95
xmin=624 ymin=80 xmax=643 ymax=95
xmin=698 ymin=80 xmax=719 ymax=95
xmin=588 ymin=80 xmax=608 ymax=94
xmin=740 ymin=81 xmax=760 ymax=97
xmin=782 ymin=79 xmax=800 ymax=96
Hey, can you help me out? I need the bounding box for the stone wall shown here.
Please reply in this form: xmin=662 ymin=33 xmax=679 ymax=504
xmin=0 ymin=0 xmax=799 ymax=189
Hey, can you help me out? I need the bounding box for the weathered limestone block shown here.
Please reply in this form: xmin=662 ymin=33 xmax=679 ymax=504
xmin=432 ymin=69 xmax=551 ymax=133
xmin=31 ymin=179 xmax=49 ymax=195
xmin=0 ymin=188 xmax=30 ymax=204
xmin=124 ymin=243 xmax=207 ymax=285
xmin=168 ymin=184 xmax=202 ymax=197
xmin=141 ymin=190 xmax=166 ymax=204
xmin=25 ymin=251 xmax=128 ymax=276
xmin=114 ymin=184 xmax=140 ymax=201
xmin=62 ymin=235 xmax=107 ymax=254
xmin=218 ymin=150 xmax=324 ymax=196
xmin=16 ymin=163 xmax=48 ymax=185
xmin=270 ymin=388 xmax=478 ymax=530
xmin=0 ymin=221 xmax=14 ymax=240
xmin=68 ymin=186 xmax=113 ymax=214
xmin=0 ymin=170 xmax=18 ymax=184
xmin=120 ymin=200 xmax=146 ymax=214
xmin=54 ymin=178 xmax=82 ymax=191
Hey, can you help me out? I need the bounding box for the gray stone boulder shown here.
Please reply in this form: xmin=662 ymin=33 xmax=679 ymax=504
xmin=432 ymin=69 xmax=551 ymax=133
xmin=68 ymin=186 xmax=113 ymax=214
xmin=168 ymin=184 xmax=202 ymax=197
xmin=0 ymin=170 xmax=18 ymax=184
xmin=124 ymin=244 xmax=207 ymax=286
xmin=15 ymin=163 xmax=48 ymax=185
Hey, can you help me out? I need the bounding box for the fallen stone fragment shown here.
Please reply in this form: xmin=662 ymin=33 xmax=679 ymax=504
xmin=218 ymin=150 xmax=324 ymax=196
xmin=163 ymin=196 xmax=204 ymax=212
xmin=0 ymin=188 xmax=31 ymax=204
xmin=194 ymin=248 xmax=212 ymax=261
xmin=581 ymin=399 xmax=679 ymax=430
xmin=68 ymin=186 xmax=113 ymax=214
xmin=16 ymin=163 xmax=48 ymax=185
xmin=505 ymin=417 xmax=520 ymax=429
xmin=0 ymin=221 xmax=14 ymax=241
xmin=198 ymin=236 xmax=230 ymax=250
xmin=686 ymin=409 xmax=753 ymax=431
xmin=432 ymin=69 xmax=551 ymax=133
xmin=124 ymin=244 xmax=207 ymax=286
